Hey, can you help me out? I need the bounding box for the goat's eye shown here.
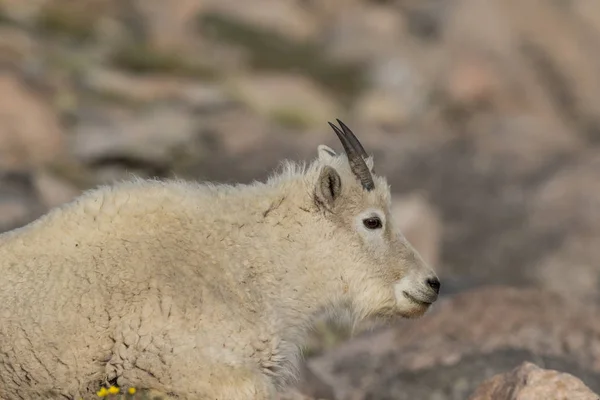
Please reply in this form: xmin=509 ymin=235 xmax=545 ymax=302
xmin=363 ymin=217 xmax=382 ymax=230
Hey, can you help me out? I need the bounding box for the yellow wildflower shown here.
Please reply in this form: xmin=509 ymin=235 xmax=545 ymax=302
xmin=108 ymin=386 xmax=120 ymax=394
xmin=128 ymin=387 xmax=137 ymax=395
xmin=97 ymin=387 xmax=108 ymax=397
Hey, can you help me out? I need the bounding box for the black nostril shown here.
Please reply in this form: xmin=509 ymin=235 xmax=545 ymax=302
xmin=427 ymin=277 xmax=440 ymax=294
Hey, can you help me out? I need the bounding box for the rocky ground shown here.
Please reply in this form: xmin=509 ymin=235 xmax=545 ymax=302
xmin=1 ymin=0 xmax=600 ymax=399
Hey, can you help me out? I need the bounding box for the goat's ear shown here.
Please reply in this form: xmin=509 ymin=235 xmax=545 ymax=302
xmin=317 ymin=144 xmax=337 ymax=163
xmin=315 ymin=165 xmax=342 ymax=206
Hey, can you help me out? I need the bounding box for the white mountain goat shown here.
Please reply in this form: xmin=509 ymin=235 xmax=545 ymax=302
xmin=0 ymin=120 xmax=441 ymax=400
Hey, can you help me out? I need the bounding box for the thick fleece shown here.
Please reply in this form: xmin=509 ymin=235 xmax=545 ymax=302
xmin=0 ymin=147 xmax=438 ymax=400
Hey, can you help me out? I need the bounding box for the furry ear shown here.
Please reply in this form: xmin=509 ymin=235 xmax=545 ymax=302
xmin=317 ymin=145 xmax=337 ymax=163
xmin=315 ymin=165 xmax=342 ymax=206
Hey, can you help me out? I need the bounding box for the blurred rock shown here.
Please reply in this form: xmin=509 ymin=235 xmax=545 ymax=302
xmin=129 ymin=0 xmax=204 ymax=51
xmin=354 ymin=88 xmax=412 ymax=128
xmin=322 ymin=3 xmax=436 ymax=128
xmin=277 ymin=391 xmax=315 ymax=400
xmin=0 ymin=171 xmax=45 ymax=233
xmin=70 ymin=104 xmax=199 ymax=176
xmin=32 ymin=169 xmax=80 ymax=209
xmin=278 ymin=363 xmax=334 ymax=400
xmin=469 ymin=361 xmax=599 ymax=400
xmin=0 ymin=73 xmax=66 ymax=171
xmin=83 ymin=68 xmax=233 ymax=111
xmin=308 ymin=285 xmax=600 ymax=400
xmin=356 ymin=53 xmax=430 ymax=128
xmin=529 ymin=152 xmax=600 ymax=303
xmin=467 ymin=116 xmax=579 ymax=178
xmin=0 ymin=199 xmax=33 ymax=233
xmin=439 ymin=0 xmax=600 ymax=142
xmin=202 ymin=0 xmax=319 ymax=41
xmin=35 ymin=0 xmax=116 ymax=41
xmin=0 ymin=0 xmax=49 ymax=25
xmin=391 ymin=193 xmax=442 ymax=268
xmin=442 ymin=54 xmax=502 ymax=112
xmin=382 ymin=123 xmax=575 ymax=289
xmin=227 ymin=73 xmax=340 ymax=129
xmin=322 ymin=3 xmax=403 ymax=62
xmin=0 ymin=27 xmax=37 ymax=68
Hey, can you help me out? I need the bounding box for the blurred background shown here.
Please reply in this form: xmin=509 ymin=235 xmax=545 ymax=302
xmin=1 ymin=0 xmax=599 ymax=399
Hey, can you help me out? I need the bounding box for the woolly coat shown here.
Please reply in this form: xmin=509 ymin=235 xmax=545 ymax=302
xmin=0 ymin=158 xmax=396 ymax=399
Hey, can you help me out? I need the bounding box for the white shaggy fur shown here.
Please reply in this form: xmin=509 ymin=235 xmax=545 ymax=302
xmin=0 ymin=140 xmax=439 ymax=399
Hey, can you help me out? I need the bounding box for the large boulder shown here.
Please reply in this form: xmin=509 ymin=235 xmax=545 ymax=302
xmin=528 ymin=151 xmax=600 ymax=303
xmin=469 ymin=361 xmax=599 ymax=400
xmin=0 ymin=73 xmax=66 ymax=171
xmin=307 ymin=285 xmax=600 ymax=400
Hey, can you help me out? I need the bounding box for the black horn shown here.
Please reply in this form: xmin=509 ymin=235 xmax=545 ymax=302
xmin=336 ymin=119 xmax=369 ymax=159
xmin=328 ymin=120 xmax=375 ymax=191
xmin=337 ymin=118 xmax=375 ymax=174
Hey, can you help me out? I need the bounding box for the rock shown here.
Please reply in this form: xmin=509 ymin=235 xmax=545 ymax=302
xmin=278 ymin=363 xmax=335 ymax=400
xmin=381 ymin=122 xmax=574 ymax=290
xmin=129 ymin=0 xmax=205 ymax=51
xmin=321 ymin=3 xmax=438 ymax=127
xmin=468 ymin=116 xmax=579 ymax=178
xmin=308 ymin=285 xmax=600 ymax=400
xmin=35 ymin=0 xmax=116 ymax=40
xmin=0 ymin=199 xmax=33 ymax=234
xmin=83 ymin=68 xmax=233 ymax=111
xmin=201 ymin=0 xmax=319 ymax=42
xmin=529 ymin=152 xmax=600 ymax=302
xmin=354 ymin=88 xmax=413 ymax=128
xmin=391 ymin=193 xmax=442 ymax=269
xmin=293 ymin=363 xmax=336 ymax=400
xmin=469 ymin=361 xmax=599 ymax=400
xmin=70 ymin=104 xmax=199 ymax=174
xmin=68 ymin=104 xmax=323 ymax=186
xmin=442 ymin=54 xmax=502 ymax=112
xmin=322 ymin=3 xmax=403 ymax=62
xmin=0 ymin=171 xmax=45 ymax=233
xmin=277 ymin=391 xmax=315 ymax=400
xmin=501 ymin=0 xmax=600 ymax=132
xmin=354 ymin=54 xmax=431 ymax=128
xmin=0 ymin=73 xmax=66 ymax=171
xmin=438 ymin=0 xmax=600 ymax=140
xmin=0 ymin=27 xmax=37 ymax=68
xmin=32 ymin=170 xmax=80 ymax=209
xmin=0 ymin=0 xmax=49 ymax=25
xmin=226 ymin=73 xmax=340 ymax=129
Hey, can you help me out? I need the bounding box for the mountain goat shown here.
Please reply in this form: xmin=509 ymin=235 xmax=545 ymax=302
xmin=0 ymin=120 xmax=441 ymax=400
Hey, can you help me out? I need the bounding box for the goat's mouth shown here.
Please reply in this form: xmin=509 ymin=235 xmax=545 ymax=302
xmin=402 ymin=291 xmax=433 ymax=307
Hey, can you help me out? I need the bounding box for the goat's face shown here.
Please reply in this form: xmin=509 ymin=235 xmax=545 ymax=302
xmin=314 ymin=120 xmax=440 ymax=319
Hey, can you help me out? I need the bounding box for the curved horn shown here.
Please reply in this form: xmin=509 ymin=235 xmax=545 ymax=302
xmin=336 ymin=118 xmax=375 ymax=174
xmin=336 ymin=119 xmax=369 ymax=159
xmin=328 ymin=120 xmax=375 ymax=191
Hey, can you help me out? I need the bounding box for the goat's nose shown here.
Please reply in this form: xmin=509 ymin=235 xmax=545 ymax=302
xmin=426 ymin=277 xmax=441 ymax=294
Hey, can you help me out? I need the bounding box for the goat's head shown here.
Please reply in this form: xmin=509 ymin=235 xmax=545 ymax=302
xmin=313 ymin=119 xmax=440 ymax=319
